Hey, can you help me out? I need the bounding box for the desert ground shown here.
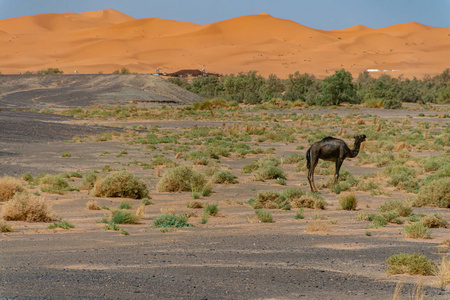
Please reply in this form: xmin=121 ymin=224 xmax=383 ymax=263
xmin=0 ymin=9 xmax=449 ymax=78
xmin=0 ymin=76 xmax=449 ymax=299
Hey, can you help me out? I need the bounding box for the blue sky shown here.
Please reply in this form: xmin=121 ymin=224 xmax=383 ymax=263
xmin=0 ymin=0 xmax=449 ymax=30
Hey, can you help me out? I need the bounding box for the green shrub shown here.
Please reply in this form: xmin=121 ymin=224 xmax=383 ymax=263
xmin=153 ymin=213 xmax=192 ymax=228
xmin=387 ymin=253 xmax=437 ymax=275
xmin=48 ymin=220 xmax=75 ymax=229
xmin=256 ymin=164 xmax=287 ymax=181
xmin=61 ymin=152 xmax=72 ymax=158
xmin=255 ymin=210 xmax=273 ymax=223
xmin=414 ymin=177 xmax=450 ymax=208
xmin=404 ymin=222 xmax=431 ymax=239
xmin=104 ymin=222 xmax=120 ymax=231
xmin=383 ymin=98 xmax=402 ymax=109
xmin=141 ymin=198 xmax=153 ymax=205
xmin=204 ymin=202 xmax=219 ymax=216
xmin=91 ymin=170 xmax=149 ymax=199
xmin=156 ymin=165 xmax=206 ymax=193
xmin=212 ymin=170 xmax=238 ymax=184
xmin=294 ymin=207 xmax=304 ymax=219
xmin=379 ymin=200 xmax=412 ymax=217
xmin=371 ymin=215 xmax=388 ymax=227
xmin=338 ymin=192 xmax=357 ymax=210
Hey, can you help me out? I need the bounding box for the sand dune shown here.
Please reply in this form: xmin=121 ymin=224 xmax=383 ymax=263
xmin=0 ymin=9 xmax=448 ymax=78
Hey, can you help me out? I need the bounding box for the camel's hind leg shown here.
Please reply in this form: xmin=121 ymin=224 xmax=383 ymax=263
xmin=307 ymin=157 xmax=319 ymax=192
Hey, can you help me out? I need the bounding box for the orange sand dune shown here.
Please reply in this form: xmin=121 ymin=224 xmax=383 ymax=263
xmin=0 ymin=10 xmax=448 ymax=78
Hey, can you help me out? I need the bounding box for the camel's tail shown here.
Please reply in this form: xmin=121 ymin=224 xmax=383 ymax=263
xmin=306 ymin=148 xmax=311 ymax=170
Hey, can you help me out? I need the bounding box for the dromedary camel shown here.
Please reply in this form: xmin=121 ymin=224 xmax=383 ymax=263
xmin=306 ymin=135 xmax=366 ymax=192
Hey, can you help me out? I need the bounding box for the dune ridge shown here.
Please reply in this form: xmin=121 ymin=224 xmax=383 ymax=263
xmin=0 ymin=9 xmax=448 ymax=78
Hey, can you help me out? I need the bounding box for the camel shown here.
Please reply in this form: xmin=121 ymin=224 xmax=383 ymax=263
xmin=306 ymin=135 xmax=366 ymax=192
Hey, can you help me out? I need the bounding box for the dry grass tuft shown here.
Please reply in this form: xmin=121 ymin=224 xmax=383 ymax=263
xmin=436 ymin=256 xmax=450 ymax=290
xmin=85 ymin=200 xmax=101 ymax=210
xmin=338 ymin=192 xmax=357 ymax=210
xmin=306 ymin=220 xmax=331 ymax=232
xmin=0 ymin=176 xmax=25 ymax=202
xmin=0 ymin=219 xmax=15 ymax=232
xmin=1 ymin=192 xmax=55 ymax=222
xmin=136 ymin=204 xmax=146 ymax=219
xmin=187 ymin=201 xmax=203 ymax=209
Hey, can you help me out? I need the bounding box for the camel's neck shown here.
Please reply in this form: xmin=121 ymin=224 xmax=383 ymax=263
xmin=349 ymin=140 xmax=362 ymax=158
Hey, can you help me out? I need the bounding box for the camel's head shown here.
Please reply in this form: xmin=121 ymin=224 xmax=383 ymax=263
xmin=354 ymin=134 xmax=366 ymax=143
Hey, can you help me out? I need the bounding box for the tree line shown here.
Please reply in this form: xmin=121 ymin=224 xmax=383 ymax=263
xmin=168 ymin=68 xmax=450 ymax=108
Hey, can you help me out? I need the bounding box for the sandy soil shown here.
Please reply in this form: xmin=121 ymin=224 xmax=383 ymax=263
xmin=0 ymin=9 xmax=449 ymax=78
xmin=0 ymin=95 xmax=449 ymax=299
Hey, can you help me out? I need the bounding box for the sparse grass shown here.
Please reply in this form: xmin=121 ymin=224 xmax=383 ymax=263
xmin=338 ymin=192 xmax=357 ymax=210
xmin=404 ymin=222 xmax=432 ymax=239
xmin=156 ymin=165 xmax=206 ymax=193
xmin=104 ymin=222 xmax=120 ymax=231
xmin=48 ymin=220 xmax=75 ymax=229
xmin=86 ymin=200 xmax=101 ymax=210
xmin=1 ymin=192 xmax=55 ymax=222
xmin=0 ymin=220 xmax=15 ymax=232
xmin=61 ymin=151 xmax=72 ymax=158
xmin=0 ymin=176 xmax=26 ymax=202
xmin=387 ymin=253 xmax=437 ymax=276
xmin=118 ymin=200 xmax=132 ymax=210
xmin=306 ymin=220 xmax=331 ymax=232
xmin=153 ymin=213 xmax=192 ymax=228
xmin=91 ymin=170 xmax=149 ymax=199
xmin=81 ymin=170 xmax=98 ymax=190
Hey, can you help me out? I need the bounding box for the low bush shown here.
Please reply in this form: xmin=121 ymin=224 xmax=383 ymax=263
xmin=37 ymin=174 xmax=72 ymax=194
xmin=338 ymin=192 xmax=357 ymax=210
xmin=156 ymin=165 xmax=206 ymax=193
xmin=1 ymin=192 xmax=55 ymax=222
xmin=294 ymin=207 xmax=304 ymax=219
xmin=0 ymin=176 xmax=25 ymax=202
xmin=420 ymin=214 xmax=448 ymax=228
xmin=81 ymin=170 xmax=98 ymax=190
xmin=250 ymin=190 xmax=289 ymax=210
xmin=306 ymin=220 xmax=331 ymax=232
xmin=414 ymin=177 xmax=450 ymax=208
xmin=153 ymin=213 xmax=192 ymax=228
xmin=379 ymin=200 xmax=412 ymax=217
xmin=404 ymin=222 xmax=431 ymax=239
xmin=91 ymin=170 xmax=149 ymax=199
xmin=212 ymin=170 xmax=238 ymax=184
xmin=141 ymin=198 xmax=153 ymax=205
xmin=387 ymin=253 xmax=437 ymax=275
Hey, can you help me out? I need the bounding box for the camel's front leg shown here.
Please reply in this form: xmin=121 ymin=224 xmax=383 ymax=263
xmin=334 ymin=158 xmax=344 ymax=185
